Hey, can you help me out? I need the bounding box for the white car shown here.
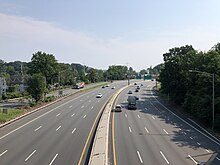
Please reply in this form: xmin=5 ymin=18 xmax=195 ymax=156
xmin=111 ymin=86 xmax=115 ymax=89
xmin=115 ymin=104 xmax=122 ymax=112
xmin=96 ymin=93 xmax=102 ymax=98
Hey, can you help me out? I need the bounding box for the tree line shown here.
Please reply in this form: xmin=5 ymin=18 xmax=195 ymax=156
xmin=159 ymin=43 xmax=220 ymax=130
xmin=0 ymin=51 xmax=138 ymax=102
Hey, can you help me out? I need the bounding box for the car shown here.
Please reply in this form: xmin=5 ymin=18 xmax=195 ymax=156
xmin=106 ymin=84 xmax=110 ymax=87
xmin=96 ymin=93 xmax=102 ymax=98
xmin=115 ymin=104 xmax=122 ymax=112
xmin=141 ymin=84 xmax=143 ymax=86
xmin=151 ymin=79 xmax=154 ymax=81
xmin=128 ymin=90 xmax=132 ymax=94
xmin=111 ymin=86 xmax=115 ymax=89
xmin=102 ymin=86 xmax=105 ymax=88
xmin=134 ymin=83 xmax=137 ymax=85
xmin=135 ymin=88 xmax=139 ymax=92
xmin=137 ymin=86 xmax=140 ymax=90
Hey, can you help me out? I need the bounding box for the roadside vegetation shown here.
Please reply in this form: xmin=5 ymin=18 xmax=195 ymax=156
xmin=0 ymin=108 xmax=24 ymax=123
xmin=159 ymin=43 xmax=220 ymax=131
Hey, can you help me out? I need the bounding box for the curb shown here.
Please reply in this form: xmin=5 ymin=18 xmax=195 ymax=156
xmin=88 ymin=85 xmax=129 ymax=165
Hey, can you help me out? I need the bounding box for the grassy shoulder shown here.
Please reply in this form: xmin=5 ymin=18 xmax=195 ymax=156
xmin=0 ymin=108 xmax=24 ymax=123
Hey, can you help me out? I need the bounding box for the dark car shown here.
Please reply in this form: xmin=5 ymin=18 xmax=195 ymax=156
xmin=128 ymin=90 xmax=132 ymax=94
xmin=135 ymin=88 xmax=139 ymax=92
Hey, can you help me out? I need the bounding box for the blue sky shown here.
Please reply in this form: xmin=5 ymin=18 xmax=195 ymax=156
xmin=1 ymin=0 xmax=220 ymax=71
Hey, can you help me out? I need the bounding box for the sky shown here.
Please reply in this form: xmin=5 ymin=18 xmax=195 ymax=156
xmin=0 ymin=0 xmax=220 ymax=71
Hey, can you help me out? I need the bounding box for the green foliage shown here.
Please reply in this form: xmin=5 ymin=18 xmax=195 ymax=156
xmin=0 ymin=109 xmax=24 ymax=123
xmin=159 ymin=43 xmax=220 ymax=130
xmin=44 ymin=96 xmax=55 ymax=102
xmin=27 ymin=74 xmax=46 ymax=103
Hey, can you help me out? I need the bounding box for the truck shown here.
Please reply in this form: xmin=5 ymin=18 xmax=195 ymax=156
xmin=127 ymin=96 xmax=137 ymax=110
xmin=74 ymin=82 xmax=85 ymax=89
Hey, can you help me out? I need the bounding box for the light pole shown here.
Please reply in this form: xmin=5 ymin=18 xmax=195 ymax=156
xmin=189 ymin=70 xmax=215 ymax=129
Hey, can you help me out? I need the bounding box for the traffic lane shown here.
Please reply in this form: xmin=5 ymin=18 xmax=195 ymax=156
xmin=138 ymin=85 xmax=220 ymax=164
xmin=0 ymin=82 xmax=126 ymax=164
xmin=114 ymin=83 xmax=195 ymax=165
xmin=113 ymin=82 xmax=163 ymax=165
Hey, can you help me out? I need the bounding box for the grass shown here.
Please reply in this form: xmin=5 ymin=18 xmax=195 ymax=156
xmin=0 ymin=108 xmax=24 ymax=123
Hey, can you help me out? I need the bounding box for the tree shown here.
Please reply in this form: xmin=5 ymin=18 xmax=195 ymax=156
xmin=27 ymin=74 xmax=46 ymax=102
xmin=28 ymin=51 xmax=58 ymax=85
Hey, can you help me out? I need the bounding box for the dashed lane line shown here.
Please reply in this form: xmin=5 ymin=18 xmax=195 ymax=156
xmin=137 ymin=151 xmax=143 ymax=164
xmin=71 ymin=113 xmax=75 ymax=117
xmin=152 ymin=116 xmax=155 ymax=120
xmin=128 ymin=126 xmax=132 ymax=133
xmin=49 ymin=153 xmax=58 ymax=165
xmin=163 ymin=129 xmax=169 ymax=135
xmin=0 ymin=150 xmax=8 ymax=157
xmin=145 ymin=127 xmax=149 ymax=133
xmin=188 ymin=155 xmax=198 ymax=164
xmin=56 ymin=113 xmax=61 ymax=117
xmin=137 ymin=115 xmax=140 ymax=119
xmin=83 ymin=115 xmax=87 ymax=119
xmin=34 ymin=126 xmax=42 ymax=132
xmin=72 ymin=128 xmax=76 ymax=134
xmin=160 ymin=151 xmax=169 ymax=164
xmin=25 ymin=150 xmax=36 ymax=162
xmin=125 ymin=113 xmax=127 ymax=118
xmin=56 ymin=126 xmax=61 ymax=131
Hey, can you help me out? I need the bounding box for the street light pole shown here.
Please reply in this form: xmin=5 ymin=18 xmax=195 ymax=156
xmin=189 ymin=70 xmax=215 ymax=129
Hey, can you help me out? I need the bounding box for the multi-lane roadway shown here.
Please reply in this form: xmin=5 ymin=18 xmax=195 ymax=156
xmin=111 ymin=81 xmax=220 ymax=165
xmin=0 ymin=81 xmax=130 ymax=165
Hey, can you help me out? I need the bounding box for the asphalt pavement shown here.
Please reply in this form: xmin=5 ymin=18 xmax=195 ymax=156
xmin=111 ymin=80 xmax=220 ymax=165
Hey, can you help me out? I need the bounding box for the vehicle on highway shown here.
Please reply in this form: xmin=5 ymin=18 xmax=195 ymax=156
xmin=73 ymin=82 xmax=85 ymax=89
xmin=96 ymin=93 xmax=103 ymax=98
xmin=114 ymin=104 xmax=122 ymax=112
xmin=106 ymin=84 xmax=110 ymax=87
xmin=128 ymin=90 xmax=132 ymax=94
xmin=134 ymin=83 xmax=137 ymax=85
xmin=135 ymin=88 xmax=139 ymax=92
xmin=102 ymin=86 xmax=105 ymax=88
xmin=136 ymin=86 xmax=140 ymax=90
xmin=111 ymin=86 xmax=115 ymax=89
xmin=127 ymin=96 xmax=137 ymax=110
xmin=151 ymin=79 xmax=154 ymax=81
xmin=141 ymin=84 xmax=143 ymax=86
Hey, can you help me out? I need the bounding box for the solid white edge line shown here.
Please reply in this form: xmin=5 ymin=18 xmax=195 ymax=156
xmin=163 ymin=129 xmax=169 ymax=135
xmin=160 ymin=151 xmax=169 ymax=164
xmin=137 ymin=151 xmax=143 ymax=163
xmin=145 ymin=127 xmax=149 ymax=133
xmin=129 ymin=126 xmax=132 ymax=133
xmin=151 ymin=91 xmax=220 ymax=146
xmin=72 ymin=128 xmax=76 ymax=134
xmin=34 ymin=126 xmax=42 ymax=132
xmin=216 ymin=157 xmax=220 ymax=161
xmin=0 ymin=89 xmax=95 ymax=141
xmin=25 ymin=150 xmax=36 ymax=162
xmin=49 ymin=153 xmax=58 ymax=165
xmin=56 ymin=126 xmax=61 ymax=131
xmin=188 ymin=155 xmax=198 ymax=164
xmin=0 ymin=150 xmax=8 ymax=157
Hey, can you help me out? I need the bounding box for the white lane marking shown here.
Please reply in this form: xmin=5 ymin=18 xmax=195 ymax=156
xmin=83 ymin=115 xmax=87 ymax=119
xmin=56 ymin=126 xmax=61 ymax=131
xmin=81 ymin=105 xmax=84 ymax=108
xmin=197 ymin=142 xmax=201 ymax=146
xmin=72 ymin=128 xmax=76 ymax=134
xmin=152 ymin=92 xmax=220 ymax=146
xmin=34 ymin=126 xmax=42 ymax=132
xmin=163 ymin=129 xmax=169 ymax=135
xmin=188 ymin=155 xmax=198 ymax=164
xmin=91 ymin=106 xmax=93 ymax=109
xmin=49 ymin=153 xmax=58 ymax=165
xmin=125 ymin=113 xmax=127 ymax=118
xmin=190 ymin=137 xmax=193 ymax=140
xmin=216 ymin=157 xmax=220 ymax=161
xmin=137 ymin=151 xmax=143 ymax=163
xmin=69 ymin=105 xmax=72 ymax=108
xmin=206 ymin=149 xmax=210 ymax=153
xmin=145 ymin=127 xmax=149 ymax=133
xmin=128 ymin=126 xmax=132 ymax=133
xmin=0 ymin=150 xmax=8 ymax=157
xmin=137 ymin=115 xmax=140 ymax=118
xmin=145 ymin=108 xmax=148 ymax=110
xmin=25 ymin=150 xmax=36 ymax=162
xmin=160 ymin=151 xmax=169 ymax=164
xmin=179 ymin=128 xmax=181 ymax=130
xmin=0 ymin=89 xmax=96 ymax=141
xmin=152 ymin=116 xmax=155 ymax=120
xmin=56 ymin=113 xmax=61 ymax=117
xmin=183 ymin=132 xmax=187 ymax=135
xmin=71 ymin=113 xmax=75 ymax=117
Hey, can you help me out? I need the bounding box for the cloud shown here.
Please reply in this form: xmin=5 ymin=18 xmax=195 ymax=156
xmin=0 ymin=13 xmax=219 ymax=71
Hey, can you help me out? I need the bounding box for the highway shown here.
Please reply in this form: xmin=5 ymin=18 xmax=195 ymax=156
xmin=0 ymin=80 xmax=130 ymax=165
xmin=111 ymin=80 xmax=220 ymax=165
